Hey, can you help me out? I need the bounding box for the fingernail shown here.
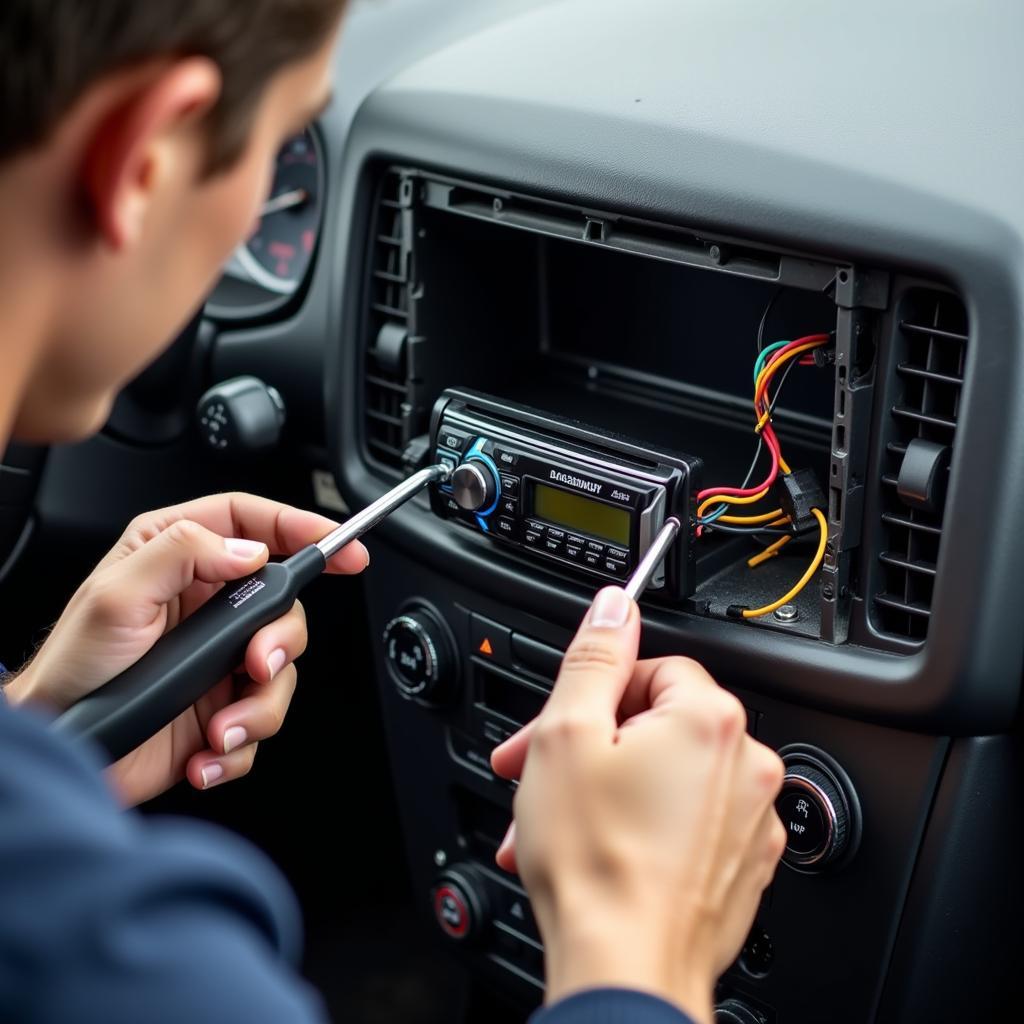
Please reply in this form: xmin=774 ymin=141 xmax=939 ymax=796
xmin=225 ymin=538 xmax=266 ymax=558
xmin=223 ymin=726 xmax=247 ymax=753
xmin=363 ymin=545 xmax=371 ymax=568
xmin=201 ymin=763 xmax=224 ymax=789
xmin=589 ymin=586 xmax=631 ymax=628
xmin=266 ymin=647 xmax=287 ymax=680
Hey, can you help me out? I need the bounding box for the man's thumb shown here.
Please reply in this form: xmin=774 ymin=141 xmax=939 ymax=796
xmin=104 ymin=519 xmax=268 ymax=614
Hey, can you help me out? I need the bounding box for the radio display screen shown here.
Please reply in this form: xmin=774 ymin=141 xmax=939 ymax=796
xmin=532 ymin=482 xmax=630 ymax=546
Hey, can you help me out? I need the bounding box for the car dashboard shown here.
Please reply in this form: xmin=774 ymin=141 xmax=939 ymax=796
xmin=3 ymin=2 xmax=1022 ymax=1022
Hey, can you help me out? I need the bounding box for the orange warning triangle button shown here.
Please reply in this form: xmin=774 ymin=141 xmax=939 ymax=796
xmin=478 ymin=637 xmax=494 ymax=656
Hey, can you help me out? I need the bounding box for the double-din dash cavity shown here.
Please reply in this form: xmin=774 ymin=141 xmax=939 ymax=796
xmin=429 ymin=389 xmax=701 ymax=598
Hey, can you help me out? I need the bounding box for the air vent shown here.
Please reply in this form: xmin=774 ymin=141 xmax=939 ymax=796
xmin=874 ymin=288 xmax=968 ymax=640
xmin=363 ymin=171 xmax=418 ymax=468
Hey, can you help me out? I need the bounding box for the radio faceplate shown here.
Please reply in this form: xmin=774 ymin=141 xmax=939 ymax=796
xmin=429 ymin=389 xmax=701 ymax=599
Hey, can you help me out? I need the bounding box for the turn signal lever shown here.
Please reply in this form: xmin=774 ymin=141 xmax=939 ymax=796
xmin=54 ymin=465 xmax=451 ymax=762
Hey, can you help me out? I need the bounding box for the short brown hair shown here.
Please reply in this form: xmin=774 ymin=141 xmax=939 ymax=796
xmin=0 ymin=0 xmax=345 ymax=171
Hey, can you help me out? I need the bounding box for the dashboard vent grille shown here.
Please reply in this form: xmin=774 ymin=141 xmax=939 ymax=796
xmin=874 ymin=288 xmax=967 ymax=640
xmin=363 ymin=171 xmax=415 ymax=468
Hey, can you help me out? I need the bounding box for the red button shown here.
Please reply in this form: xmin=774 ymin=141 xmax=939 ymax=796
xmin=433 ymin=885 xmax=470 ymax=939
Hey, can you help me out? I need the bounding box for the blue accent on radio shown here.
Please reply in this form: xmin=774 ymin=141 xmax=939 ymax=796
xmin=475 ymin=514 xmax=489 ymax=531
xmin=466 ymin=437 xmax=501 ymax=518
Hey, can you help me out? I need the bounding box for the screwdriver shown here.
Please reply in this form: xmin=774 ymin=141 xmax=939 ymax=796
xmin=623 ymin=517 xmax=681 ymax=601
xmin=54 ymin=464 xmax=451 ymax=763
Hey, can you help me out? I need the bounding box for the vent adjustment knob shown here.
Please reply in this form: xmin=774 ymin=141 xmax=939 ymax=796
xmin=896 ymin=438 xmax=950 ymax=511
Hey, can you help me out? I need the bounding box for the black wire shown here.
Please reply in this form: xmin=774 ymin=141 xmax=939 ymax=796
xmin=702 ymin=521 xmax=816 ymax=538
xmin=756 ymin=287 xmax=782 ymax=354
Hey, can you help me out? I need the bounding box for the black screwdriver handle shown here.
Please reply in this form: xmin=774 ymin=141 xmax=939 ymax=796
xmin=53 ymin=545 xmax=325 ymax=764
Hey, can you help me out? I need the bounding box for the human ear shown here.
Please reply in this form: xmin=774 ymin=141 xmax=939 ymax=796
xmin=82 ymin=58 xmax=222 ymax=250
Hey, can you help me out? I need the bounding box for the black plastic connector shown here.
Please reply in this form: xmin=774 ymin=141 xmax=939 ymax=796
xmin=776 ymin=469 xmax=827 ymax=531
xmin=402 ymin=434 xmax=432 ymax=473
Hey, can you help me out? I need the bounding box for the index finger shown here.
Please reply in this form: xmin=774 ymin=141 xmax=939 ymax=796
xmin=124 ymin=492 xmax=368 ymax=575
xmin=541 ymin=586 xmax=641 ymax=726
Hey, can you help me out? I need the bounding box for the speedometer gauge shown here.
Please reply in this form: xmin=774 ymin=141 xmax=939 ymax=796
xmin=235 ymin=128 xmax=323 ymax=295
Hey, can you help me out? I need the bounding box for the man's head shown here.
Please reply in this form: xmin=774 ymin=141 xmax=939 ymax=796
xmin=1 ymin=0 xmax=346 ymax=442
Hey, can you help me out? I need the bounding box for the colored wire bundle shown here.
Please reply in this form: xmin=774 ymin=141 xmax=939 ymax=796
xmin=698 ymin=331 xmax=831 ymax=618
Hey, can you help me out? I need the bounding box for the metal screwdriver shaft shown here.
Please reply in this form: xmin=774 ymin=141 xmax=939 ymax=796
xmin=316 ymin=463 xmax=451 ymax=560
xmin=623 ymin=517 xmax=681 ymax=601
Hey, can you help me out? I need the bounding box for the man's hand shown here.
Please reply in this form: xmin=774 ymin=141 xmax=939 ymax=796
xmin=490 ymin=587 xmax=786 ymax=1024
xmin=6 ymin=493 xmax=368 ymax=807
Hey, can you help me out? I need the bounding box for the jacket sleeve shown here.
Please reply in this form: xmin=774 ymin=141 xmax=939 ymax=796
xmin=0 ymin=703 xmax=326 ymax=1024
xmin=533 ymin=989 xmax=697 ymax=1024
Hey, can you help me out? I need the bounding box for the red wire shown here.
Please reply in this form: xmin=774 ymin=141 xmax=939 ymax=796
xmin=698 ymin=334 xmax=829 ymax=505
xmin=697 ymin=428 xmax=781 ymax=501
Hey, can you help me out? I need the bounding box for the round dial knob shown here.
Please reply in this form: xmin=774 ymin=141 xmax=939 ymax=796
xmin=382 ymin=608 xmax=456 ymax=704
xmin=714 ymin=999 xmax=766 ymax=1024
xmin=776 ymin=762 xmax=850 ymax=869
xmin=451 ymin=460 xmax=498 ymax=512
xmin=431 ymin=864 xmax=493 ymax=945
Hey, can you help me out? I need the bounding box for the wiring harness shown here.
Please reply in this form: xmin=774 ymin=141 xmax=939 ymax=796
xmin=697 ymin=333 xmax=831 ymax=619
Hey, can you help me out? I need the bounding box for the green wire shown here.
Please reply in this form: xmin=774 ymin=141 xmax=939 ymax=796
xmin=753 ymin=339 xmax=791 ymax=383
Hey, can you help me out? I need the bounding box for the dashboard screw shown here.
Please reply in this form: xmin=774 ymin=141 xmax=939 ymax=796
xmin=493 ymin=197 xmax=503 ymax=214
xmin=773 ymin=604 xmax=799 ymax=623
xmin=433 ymin=849 xmax=447 ymax=867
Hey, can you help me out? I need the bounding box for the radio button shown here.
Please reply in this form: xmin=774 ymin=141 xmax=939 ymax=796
xmin=493 ymin=447 xmax=519 ymax=468
xmin=525 ymin=519 xmax=546 ymax=533
xmin=496 ymin=516 xmax=518 ymax=540
xmin=606 ymin=545 xmax=630 ymax=562
xmin=544 ymin=536 xmax=565 ymax=556
xmin=438 ymin=426 xmax=472 ymax=455
xmin=566 ymin=533 xmax=588 ymax=549
xmin=499 ymin=496 xmax=518 ymax=516
xmin=604 ymin=557 xmax=629 ymax=577
xmin=500 ymin=474 xmax=520 ymax=496
xmin=524 ymin=528 xmax=544 ymax=547
xmin=585 ymin=540 xmax=605 ymax=556
xmin=546 ymin=527 xmax=566 ymax=542
xmin=583 ymin=550 xmax=602 ymax=570
xmin=564 ymin=542 xmax=585 ymax=562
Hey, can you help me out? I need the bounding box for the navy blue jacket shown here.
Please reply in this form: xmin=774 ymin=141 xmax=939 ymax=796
xmin=0 ymin=699 xmax=691 ymax=1024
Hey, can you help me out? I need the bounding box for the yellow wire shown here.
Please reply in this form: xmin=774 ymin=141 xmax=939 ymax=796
xmin=747 ymin=535 xmax=791 ymax=567
xmin=697 ymin=489 xmax=770 ymax=518
xmin=753 ymin=339 xmax=826 ymax=405
xmin=741 ymin=508 xmax=828 ymax=619
xmin=717 ymin=509 xmax=787 ymax=525
xmin=702 ymin=335 xmax=826 ymax=529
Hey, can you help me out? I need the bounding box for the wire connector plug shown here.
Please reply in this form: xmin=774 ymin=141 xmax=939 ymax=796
xmin=776 ymin=469 xmax=827 ymax=532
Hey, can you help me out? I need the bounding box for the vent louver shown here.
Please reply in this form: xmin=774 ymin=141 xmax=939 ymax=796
xmin=874 ymin=288 xmax=968 ymax=640
xmin=363 ymin=171 xmax=417 ymax=469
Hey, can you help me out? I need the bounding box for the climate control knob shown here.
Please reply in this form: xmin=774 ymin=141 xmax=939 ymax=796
xmin=382 ymin=606 xmax=457 ymax=705
xmin=451 ymin=460 xmax=498 ymax=512
xmin=776 ymin=761 xmax=851 ymax=869
xmin=431 ymin=863 xmax=493 ymax=945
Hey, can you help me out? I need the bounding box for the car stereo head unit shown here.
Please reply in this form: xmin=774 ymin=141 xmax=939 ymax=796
xmin=429 ymin=389 xmax=701 ymax=599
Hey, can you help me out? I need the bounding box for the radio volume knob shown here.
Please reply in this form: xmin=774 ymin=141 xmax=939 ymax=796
xmin=451 ymin=461 xmax=497 ymax=512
